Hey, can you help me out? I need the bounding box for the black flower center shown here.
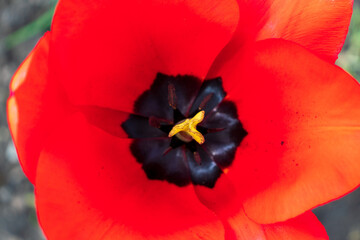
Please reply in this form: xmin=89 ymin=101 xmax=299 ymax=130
xmin=122 ymin=73 xmax=247 ymax=188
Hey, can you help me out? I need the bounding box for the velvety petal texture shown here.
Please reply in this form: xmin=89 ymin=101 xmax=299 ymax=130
xmin=214 ymin=39 xmax=360 ymax=223
xmin=50 ymin=0 xmax=239 ymax=113
xmin=7 ymin=33 xmax=68 ymax=183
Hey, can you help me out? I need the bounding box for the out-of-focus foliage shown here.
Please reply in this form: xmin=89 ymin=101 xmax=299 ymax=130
xmin=2 ymin=0 xmax=57 ymax=49
xmin=337 ymin=2 xmax=360 ymax=81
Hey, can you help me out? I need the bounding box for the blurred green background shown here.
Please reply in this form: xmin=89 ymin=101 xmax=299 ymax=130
xmin=0 ymin=1 xmax=359 ymax=240
xmin=338 ymin=1 xmax=360 ymax=79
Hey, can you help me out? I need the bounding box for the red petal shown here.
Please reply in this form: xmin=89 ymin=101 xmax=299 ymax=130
xmin=226 ymin=208 xmax=266 ymax=240
xmin=192 ymin=172 xmax=241 ymax=219
xmin=257 ymin=0 xmax=353 ymax=62
xmin=50 ymin=0 xmax=239 ymax=112
xmin=207 ymin=0 xmax=268 ymax=77
xmin=215 ymin=39 xmax=360 ymax=223
xmin=263 ymin=212 xmax=328 ymax=240
xmin=227 ymin=209 xmax=328 ymax=240
xmin=7 ymin=33 xmax=68 ymax=183
xmin=208 ymin=0 xmax=352 ymax=75
xmin=36 ymin=113 xmax=225 ymax=239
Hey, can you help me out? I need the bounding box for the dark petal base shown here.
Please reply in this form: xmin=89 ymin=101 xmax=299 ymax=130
xmin=122 ymin=73 xmax=247 ymax=188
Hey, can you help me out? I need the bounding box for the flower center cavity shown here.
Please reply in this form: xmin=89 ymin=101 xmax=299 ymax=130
xmin=122 ymin=73 xmax=247 ymax=188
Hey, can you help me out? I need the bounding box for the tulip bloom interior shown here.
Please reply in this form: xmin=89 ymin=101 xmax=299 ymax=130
xmin=122 ymin=73 xmax=246 ymax=188
xmin=7 ymin=0 xmax=360 ymax=239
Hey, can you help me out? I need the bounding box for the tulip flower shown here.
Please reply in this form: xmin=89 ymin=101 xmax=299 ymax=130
xmin=7 ymin=0 xmax=360 ymax=239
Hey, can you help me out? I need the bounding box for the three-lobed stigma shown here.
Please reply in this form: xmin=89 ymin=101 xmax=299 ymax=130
xmin=168 ymin=110 xmax=205 ymax=144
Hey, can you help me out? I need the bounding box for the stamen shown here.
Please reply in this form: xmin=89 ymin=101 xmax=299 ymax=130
xmin=168 ymin=111 xmax=205 ymax=144
xmin=162 ymin=147 xmax=173 ymax=156
xmin=199 ymin=93 xmax=213 ymax=110
xmin=149 ymin=116 xmax=173 ymax=128
xmin=149 ymin=116 xmax=161 ymax=128
xmin=168 ymin=83 xmax=177 ymax=109
xmin=194 ymin=152 xmax=201 ymax=164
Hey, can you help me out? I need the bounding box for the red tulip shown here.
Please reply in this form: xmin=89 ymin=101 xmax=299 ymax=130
xmin=7 ymin=0 xmax=360 ymax=239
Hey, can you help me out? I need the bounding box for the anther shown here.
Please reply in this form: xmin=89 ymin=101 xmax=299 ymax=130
xmin=199 ymin=93 xmax=213 ymax=110
xmin=168 ymin=83 xmax=177 ymax=109
xmin=194 ymin=152 xmax=201 ymax=164
xmin=149 ymin=116 xmax=173 ymax=128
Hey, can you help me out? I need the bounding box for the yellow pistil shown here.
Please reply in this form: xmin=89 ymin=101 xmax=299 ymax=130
xmin=168 ymin=111 xmax=205 ymax=144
